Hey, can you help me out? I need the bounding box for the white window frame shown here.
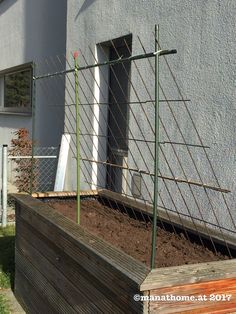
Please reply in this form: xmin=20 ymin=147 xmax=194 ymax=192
xmin=0 ymin=63 xmax=33 ymax=115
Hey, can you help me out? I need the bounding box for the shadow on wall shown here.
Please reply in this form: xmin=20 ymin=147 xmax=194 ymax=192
xmin=75 ymin=0 xmax=96 ymax=20
xmin=0 ymin=0 xmax=17 ymax=17
xmin=24 ymin=0 xmax=67 ymax=61
xmin=23 ymin=0 xmax=67 ymax=147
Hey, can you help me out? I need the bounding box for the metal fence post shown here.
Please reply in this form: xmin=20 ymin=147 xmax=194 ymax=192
xmin=2 ymin=144 xmax=8 ymax=227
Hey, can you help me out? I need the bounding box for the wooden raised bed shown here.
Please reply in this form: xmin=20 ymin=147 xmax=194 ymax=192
xmin=13 ymin=193 xmax=236 ymax=313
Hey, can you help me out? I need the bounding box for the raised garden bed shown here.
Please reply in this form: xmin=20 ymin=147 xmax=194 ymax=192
xmin=45 ymin=198 xmax=228 ymax=268
xmin=13 ymin=191 xmax=236 ymax=313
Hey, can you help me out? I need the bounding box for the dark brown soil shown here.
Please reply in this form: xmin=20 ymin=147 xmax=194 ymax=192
xmin=46 ymin=198 xmax=228 ymax=268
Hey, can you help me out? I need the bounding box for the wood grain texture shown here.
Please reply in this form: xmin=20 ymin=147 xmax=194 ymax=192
xmin=141 ymin=259 xmax=236 ymax=291
xmin=15 ymin=268 xmax=58 ymax=314
xmin=146 ymin=278 xmax=236 ymax=313
xmin=13 ymin=193 xmax=236 ymax=314
xmin=16 ymin=217 xmax=125 ymax=313
xmin=14 ymin=194 xmax=148 ymax=283
xmin=15 ymin=250 xmax=77 ymax=314
xmin=14 ymin=193 xmax=148 ymax=313
xmin=31 ymin=189 xmax=99 ymax=198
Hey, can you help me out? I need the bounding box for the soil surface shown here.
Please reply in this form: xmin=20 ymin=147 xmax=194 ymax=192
xmin=46 ymin=198 xmax=228 ymax=268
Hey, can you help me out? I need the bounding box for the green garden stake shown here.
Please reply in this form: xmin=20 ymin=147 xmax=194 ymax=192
xmin=150 ymin=25 xmax=177 ymax=269
xmin=151 ymin=24 xmax=160 ymax=269
xmin=74 ymin=51 xmax=81 ymax=224
xmin=30 ymin=62 xmax=36 ymax=194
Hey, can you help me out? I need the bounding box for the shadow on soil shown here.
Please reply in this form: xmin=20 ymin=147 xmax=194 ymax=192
xmin=0 ymin=234 xmax=15 ymax=289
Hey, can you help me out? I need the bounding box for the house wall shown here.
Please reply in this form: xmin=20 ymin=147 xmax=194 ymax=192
xmin=0 ymin=0 xmax=67 ymax=147
xmin=65 ymin=0 xmax=236 ymax=237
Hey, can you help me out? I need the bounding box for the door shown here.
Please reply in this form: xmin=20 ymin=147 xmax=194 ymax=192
xmin=106 ymin=41 xmax=132 ymax=193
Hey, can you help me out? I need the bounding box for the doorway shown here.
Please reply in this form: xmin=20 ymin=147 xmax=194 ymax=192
xmin=106 ymin=35 xmax=132 ymax=193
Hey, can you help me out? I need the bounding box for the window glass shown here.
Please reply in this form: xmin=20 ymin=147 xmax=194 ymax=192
xmin=4 ymin=69 xmax=31 ymax=109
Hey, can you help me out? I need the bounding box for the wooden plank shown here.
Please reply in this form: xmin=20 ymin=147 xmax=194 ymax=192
xmin=15 ymin=269 xmax=56 ymax=314
xmin=140 ymin=259 xmax=236 ymax=291
xmin=16 ymin=219 xmax=125 ymax=313
xmin=98 ymin=188 xmax=153 ymax=215
xmin=17 ymin=217 xmax=127 ymax=312
xmin=13 ymin=194 xmax=147 ymax=313
xmin=146 ymin=278 xmax=236 ymax=313
xmin=14 ymin=193 xmax=236 ymax=313
xmin=31 ymin=189 xmax=99 ymax=198
xmin=98 ymin=189 xmax=236 ymax=248
xmin=15 ymin=249 xmax=77 ymax=314
xmin=16 ymin=208 xmax=144 ymax=313
xmin=13 ymin=194 xmax=148 ymax=283
xmin=16 ymin=235 xmax=110 ymax=313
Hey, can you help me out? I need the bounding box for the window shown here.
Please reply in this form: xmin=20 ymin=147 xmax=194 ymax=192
xmin=0 ymin=64 xmax=32 ymax=114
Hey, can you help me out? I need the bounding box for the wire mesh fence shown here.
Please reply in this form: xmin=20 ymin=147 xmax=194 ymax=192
xmin=8 ymin=146 xmax=58 ymax=193
xmin=5 ymin=29 xmax=235 ymax=268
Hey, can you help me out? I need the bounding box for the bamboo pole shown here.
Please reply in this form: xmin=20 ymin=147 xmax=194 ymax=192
xmin=31 ymin=190 xmax=99 ymax=198
xmin=80 ymin=159 xmax=230 ymax=193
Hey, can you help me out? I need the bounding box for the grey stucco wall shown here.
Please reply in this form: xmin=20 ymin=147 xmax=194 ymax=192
xmin=66 ymin=0 xmax=236 ymax=237
xmin=0 ymin=0 xmax=67 ymax=147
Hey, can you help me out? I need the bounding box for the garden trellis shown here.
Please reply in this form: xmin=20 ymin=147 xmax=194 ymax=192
xmin=30 ymin=25 xmax=235 ymax=269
